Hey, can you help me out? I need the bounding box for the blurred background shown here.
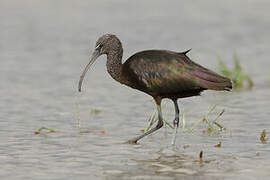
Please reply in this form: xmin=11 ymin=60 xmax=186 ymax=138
xmin=1 ymin=0 xmax=270 ymax=180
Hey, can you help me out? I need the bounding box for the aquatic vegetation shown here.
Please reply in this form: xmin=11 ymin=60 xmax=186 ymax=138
xmin=218 ymin=53 xmax=254 ymax=90
xmin=34 ymin=127 xmax=105 ymax=135
xmin=81 ymin=130 xmax=106 ymax=134
xmin=199 ymin=151 xmax=203 ymax=166
xmin=214 ymin=141 xmax=222 ymax=148
xmin=34 ymin=127 xmax=56 ymax=134
xmin=35 ymin=99 xmax=105 ymax=135
xmin=260 ymin=129 xmax=267 ymax=144
xmin=199 ymin=151 xmax=203 ymax=159
xmin=90 ymin=109 xmax=102 ymax=115
xmin=183 ymin=104 xmax=226 ymax=133
xmin=75 ymin=98 xmax=102 ymax=134
xmin=146 ymin=103 xmax=226 ymax=134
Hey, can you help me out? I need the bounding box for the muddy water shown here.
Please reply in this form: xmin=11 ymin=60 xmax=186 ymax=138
xmin=1 ymin=0 xmax=270 ymax=179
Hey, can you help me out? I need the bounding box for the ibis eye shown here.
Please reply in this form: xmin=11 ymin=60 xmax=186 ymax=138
xmin=95 ymin=44 xmax=103 ymax=51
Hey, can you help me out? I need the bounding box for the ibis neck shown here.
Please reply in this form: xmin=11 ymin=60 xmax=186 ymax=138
xmin=106 ymin=48 xmax=123 ymax=83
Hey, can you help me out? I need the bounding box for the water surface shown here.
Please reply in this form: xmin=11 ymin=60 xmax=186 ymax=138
xmin=1 ymin=0 xmax=270 ymax=179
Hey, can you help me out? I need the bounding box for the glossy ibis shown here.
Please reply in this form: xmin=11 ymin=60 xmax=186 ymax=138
xmin=78 ymin=34 xmax=232 ymax=144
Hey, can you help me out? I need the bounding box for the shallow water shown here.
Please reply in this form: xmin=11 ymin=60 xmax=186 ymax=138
xmin=1 ymin=0 xmax=270 ymax=179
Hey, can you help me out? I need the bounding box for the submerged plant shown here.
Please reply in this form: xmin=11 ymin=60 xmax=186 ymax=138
xmin=218 ymin=53 xmax=253 ymax=90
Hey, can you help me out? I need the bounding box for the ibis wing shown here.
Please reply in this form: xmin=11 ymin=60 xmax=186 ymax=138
xmin=123 ymin=50 xmax=232 ymax=95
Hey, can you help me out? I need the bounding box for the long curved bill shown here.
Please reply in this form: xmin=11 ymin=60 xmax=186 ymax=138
xmin=78 ymin=50 xmax=100 ymax=92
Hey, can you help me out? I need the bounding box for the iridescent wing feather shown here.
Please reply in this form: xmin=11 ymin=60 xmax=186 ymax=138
xmin=122 ymin=50 xmax=232 ymax=96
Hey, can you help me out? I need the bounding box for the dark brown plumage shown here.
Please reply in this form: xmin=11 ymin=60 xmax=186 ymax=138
xmin=122 ymin=50 xmax=231 ymax=99
xmin=79 ymin=34 xmax=232 ymax=144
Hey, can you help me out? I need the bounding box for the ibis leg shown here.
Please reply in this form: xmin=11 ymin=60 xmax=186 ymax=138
xmin=171 ymin=99 xmax=180 ymax=145
xmin=127 ymin=98 xmax=164 ymax=144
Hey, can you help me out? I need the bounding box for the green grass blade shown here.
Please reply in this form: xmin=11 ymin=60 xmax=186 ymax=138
xmin=182 ymin=112 xmax=186 ymax=131
xmin=164 ymin=118 xmax=174 ymax=129
xmin=144 ymin=110 xmax=156 ymax=133
xmin=38 ymin=127 xmax=56 ymax=133
xmin=214 ymin=122 xmax=226 ymax=130
xmin=212 ymin=109 xmax=225 ymax=124
xmin=186 ymin=118 xmax=204 ymax=133
xmin=205 ymin=118 xmax=215 ymax=132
